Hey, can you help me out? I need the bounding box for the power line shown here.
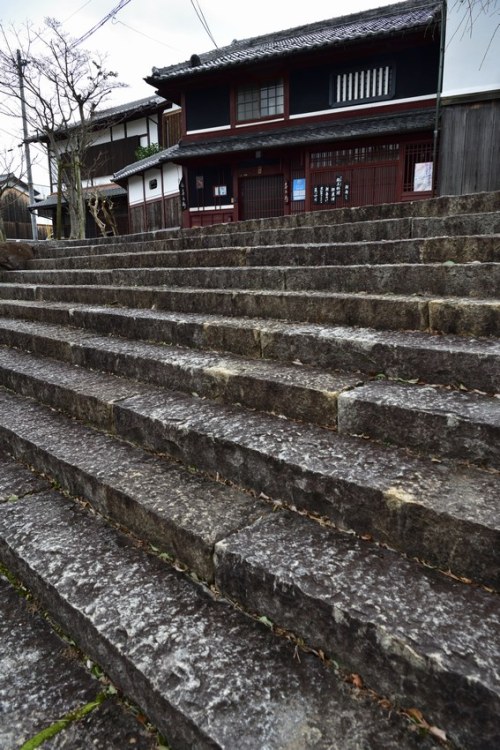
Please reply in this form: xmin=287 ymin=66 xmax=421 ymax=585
xmin=63 ymin=0 xmax=96 ymax=24
xmin=190 ymin=0 xmax=218 ymax=48
xmin=112 ymin=18 xmax=183 ymax=51
xmin=73 ymin=0 xmax=133 ymax=47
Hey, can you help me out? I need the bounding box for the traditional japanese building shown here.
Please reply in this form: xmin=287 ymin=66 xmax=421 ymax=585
xmin=33 ymin=95 xmax=170 ymax=237
xmin=144 ymin=0 xmax=442 ymax=228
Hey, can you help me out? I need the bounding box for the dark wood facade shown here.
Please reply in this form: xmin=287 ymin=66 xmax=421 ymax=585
xmin=146 ymin=0 xmax=441 ymax=228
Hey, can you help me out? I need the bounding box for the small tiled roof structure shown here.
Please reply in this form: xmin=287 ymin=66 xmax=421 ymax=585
xmin=146 ymin=0 xmax=440 ymax=85
xmin=30 ymin=184 xmax=126 ymax=213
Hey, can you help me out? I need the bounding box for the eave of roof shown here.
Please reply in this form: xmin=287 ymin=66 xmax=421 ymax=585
xmin=30 ymin=184 xmax=127 ymax=210
xmin=29 ymin=95 xmax=168 ymax=143
xmin=113 ymin=145 xmax=179 ymax=181
xmin=146 ymin=0 xmax=440 ymax=86
xmin=155 ymin=109 xmax=436 ymax=163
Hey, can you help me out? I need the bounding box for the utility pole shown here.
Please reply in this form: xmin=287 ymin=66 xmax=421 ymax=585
xmin=16 ymin=49 xmax=38 ymax=240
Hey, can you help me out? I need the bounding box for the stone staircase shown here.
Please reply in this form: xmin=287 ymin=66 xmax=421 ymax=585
xmin=0 ymin=191 xmax=499 ymax=749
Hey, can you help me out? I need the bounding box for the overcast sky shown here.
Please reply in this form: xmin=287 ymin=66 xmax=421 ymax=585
xmin=0 ymin=0 xmax=402 ymax=191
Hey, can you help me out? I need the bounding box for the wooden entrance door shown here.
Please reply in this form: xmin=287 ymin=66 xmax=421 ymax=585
xmin=239 ymin=175 xmax=284 ymax=220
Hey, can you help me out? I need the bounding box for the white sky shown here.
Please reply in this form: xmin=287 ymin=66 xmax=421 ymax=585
xmin=0 ymin=0 xmax=403 ymax=192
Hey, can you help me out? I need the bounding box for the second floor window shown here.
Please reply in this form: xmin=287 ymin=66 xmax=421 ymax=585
xmin=237 ymin=80 xmax=284 ymax=122
xmin=332 ymin=65 xmax=394 ymax=106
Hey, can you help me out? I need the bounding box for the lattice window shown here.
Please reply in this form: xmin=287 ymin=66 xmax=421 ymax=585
xmin=237 ymin=80 xmax=284 ymax=121
xmin=311 ymin=144 xmax=399 ymax=169
xmin=331 ymin=65 xmax=394 ymax=106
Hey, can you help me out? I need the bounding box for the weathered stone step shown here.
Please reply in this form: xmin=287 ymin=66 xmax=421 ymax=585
xmin=26 ymin=235 xmax=500 ymax=270
xmin=0 ymin=318 xmax=360 ymax=426
xmin=0 ymin=282 xmax=498 ymax=336
xmin=0 ymin=386 xmax=267 ymax=582
xmin=338 ymin=381 xmax=500 ymax=468
xmin=0 ymin=300 xmax=498 ymax=392
xmin=35 ymin=190 xmax=500 ymax=256
xmin=30 ymin=205 xmax=500 ymax=260
xmin=413 ymin=211 xmax=500 ymax=238
xmin=135 ymin=211 xmax=500 ymax=249
xmin=0 ymin=567 xmax=158 ymax=749
xmin=0 ymin=318 xmax=496 ymax=466
xmin=3 ymin=262 xmax=499 ymax=299
xmin=0 ymin=480 xmax=437 ymax=750
xmin=0 ymin=352 xmax=497 ymax=588
xmin=215 ymin=511 xmax=500 ymax=750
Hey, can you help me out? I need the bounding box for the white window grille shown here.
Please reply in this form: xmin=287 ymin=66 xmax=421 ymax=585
xmin=333 ymin=65 xmax=394 ymax=106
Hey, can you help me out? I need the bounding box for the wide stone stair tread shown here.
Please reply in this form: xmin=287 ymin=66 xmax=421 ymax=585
xmin=0 ymin=317 xmax=497 ymax=461
xmin=338 ymin=380 xmax=500 ymax=468
xmin=0 ymin=386 xmax=268 ymax=582
xmin=0 ymin=476 xmax=437 ymax=750
xmin=214 ymin=511 xmax=500 ymax=750
xmin=25 ymin=235 xmax=500 ymax=270
xmin=0 ymin=300 xmax=498 ymax=392
xmin=0 ymin=318 xmax=361 ymax=426
xmin=0 ymin=573 xmax=157 ymax=750
xmin=3 ymin=262 xmax=499 ymax=299
xmin=0 ymin=353 xmax=497 ymax=588
xmin=0 ymin=282 xmax=498 ymax=335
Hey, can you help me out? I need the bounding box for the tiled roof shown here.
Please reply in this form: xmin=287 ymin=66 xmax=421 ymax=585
xmin=85 ymin=95 xmax=167 ymax=125
xmin=118 ymin=109 xmax=435 ymax=170
xmin=113 ymin=146 xmax=179 ymax=181
xmin=30 ymin=96 xmax=168 ymax=142
xmin=31 ymin=184 xmax=126 ymax=210
xmin=148 ymin=0 xmax=440 ymax=83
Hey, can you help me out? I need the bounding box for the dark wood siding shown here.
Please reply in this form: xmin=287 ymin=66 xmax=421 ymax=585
xmin=82 ymin=136 xmax=141 ymax=179
xmin=163 ymin=109 xmax=182 ymax=147
xmin=289 ymin=45 xmax=439 ymax=116
xmin=129 ymin=195 xmax=181 ymax=233
xmin=438 ymin=100 xmax=500 ymax=195
xmin=185 ymin=86 xmax=230 ymax=130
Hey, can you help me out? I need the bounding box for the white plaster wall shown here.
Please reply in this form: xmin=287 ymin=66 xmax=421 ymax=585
xmin=127 ymin=118 xmax=148 ymax=137
xmin=128 ymin=175 xmax=145 ymax=206
xmin=443 ymin=0 xmax=500 ymax=97
xmin=111 ymin=123 xmax=125 ymax=141
xmin=144 ymin=169 xmax=162 ymax=200
xmin=163 ymin=163 xmax=181 ymax=196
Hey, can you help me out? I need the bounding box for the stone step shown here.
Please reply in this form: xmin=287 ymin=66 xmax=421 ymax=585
xmin=0 ymin=300 xmax=498 ymax=393
xmin=338 ymin=381 xmax=500 ymax=469
xmin=26 ymin=235 xmax=500 ymax=270
xmin=3 ymin=262 xmax=499 ymax=299
xmin=413 ymin=211 xmax=500 ymax=238
xmin=0 ymin=565 xmax=158 ymax=749
xmin=30 ymin=203 xmax=500 ymax=260
xmin=214 ymin=511 xmax=500 ymax=750
xmin=0 ymin=465 xmax=437 ymax=750
xmin=0 ymin=353 xmax=497 ymax=588
xmin=35 ymin=190 xmax=500 ymax=255
xmin=0 ymin=318 xmax=496 ymax=466
xmin=0 ymin=386 xmax=268 ymax=583
xmin=0 ymin=318 xmax=360 ymax=426
xmin=0 ymin=282 xmax=498 ymax=336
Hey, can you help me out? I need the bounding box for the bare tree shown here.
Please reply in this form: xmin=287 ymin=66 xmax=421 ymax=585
xmin=452 ymin=0 xmax=499 ymax=58
xmin=0 ymin=18 xmax=126 ymax=239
